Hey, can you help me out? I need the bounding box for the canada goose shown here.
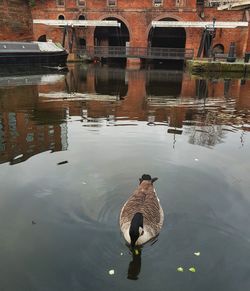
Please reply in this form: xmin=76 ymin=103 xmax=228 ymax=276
xmin=119 ymin=174 xmax=164 ymax=248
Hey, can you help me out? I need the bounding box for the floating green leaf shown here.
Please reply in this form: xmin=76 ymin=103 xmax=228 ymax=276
xmin=177 ymin=267 xmax=184 ymax=272
xmin=189 ymin=267 xmax=196 ymax=273
xmin=194 ymin=252 xmax=201 ymax=256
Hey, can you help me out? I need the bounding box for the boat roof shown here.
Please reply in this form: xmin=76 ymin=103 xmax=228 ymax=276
xmin=0 ymin=42 xmax=64 ymax=53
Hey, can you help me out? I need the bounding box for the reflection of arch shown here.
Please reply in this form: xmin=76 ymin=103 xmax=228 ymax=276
xmin=76 ymin=15 xmax=86 ymax=49
xmin=37 ymin=34 xmax=47 ymax=42
xmin=212 ymin=44 xmax=224 ymax=54
xmin=94 ymin=17 xmax=130 ymax=46
xmin=94 ymin=67 xmax=128 ymax=98
xmin=148 ymin=17 xmax=186 ymax=48
xmin=79 ymin=38 xmax=86 ymax=48
xmin=58 ymin=14 xmax=65 ymax=20
xmin=146 ymin=70 xmax=183 ymax=97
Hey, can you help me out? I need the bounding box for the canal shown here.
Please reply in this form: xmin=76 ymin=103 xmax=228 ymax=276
xmin=0 ymin=63 xmax=250 ymax=291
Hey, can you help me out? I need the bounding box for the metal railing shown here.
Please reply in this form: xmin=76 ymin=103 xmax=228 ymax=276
xmin=76 ymin=46 xmax=194 ymax=60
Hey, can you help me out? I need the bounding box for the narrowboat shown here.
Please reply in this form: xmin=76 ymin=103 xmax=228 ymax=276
xmin=0 ymin=41 xmax=68 ymax=65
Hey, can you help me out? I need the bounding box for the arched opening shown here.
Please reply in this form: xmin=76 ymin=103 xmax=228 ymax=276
xmin=77 ymin=15 xmax=86 ymax=49
xmin=94 ymin=17 xmax=129 ymax=47
xmin=148 ymin=18 xmax=186 ymax=48
xmin=147 ymin=17 xmax=186 ymax=67
xmin=212 ymin=44 xmax=224 ymax=54
xmin=37 ymin=35 xmax=47 ymax=42
xmin=78 ymin=15 xmax=85 ymax=20
xmin=58 ymin=15 xmax=65 ymax=20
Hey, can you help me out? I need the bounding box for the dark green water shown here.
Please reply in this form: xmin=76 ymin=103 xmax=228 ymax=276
xmin=0 ymin=63 xmax=250 ymax=291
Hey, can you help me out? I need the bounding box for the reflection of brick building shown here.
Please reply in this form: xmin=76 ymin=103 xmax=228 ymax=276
xmin=0 ymin=111 xmax=67 ymax=165
xmin=1 ymin=65 xmax=249 ymax=166
xmin=0 ymin=86 xmax=68 ymax=165
xmin=37 ymin=64 xmax=250 ymax=130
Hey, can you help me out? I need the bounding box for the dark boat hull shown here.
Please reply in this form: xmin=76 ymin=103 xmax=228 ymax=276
xmin=0 ymin=51 xmax=68 ymax=65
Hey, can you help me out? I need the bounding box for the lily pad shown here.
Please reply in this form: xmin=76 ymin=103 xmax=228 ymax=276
xmin=194 ymin=252 xmax=201 ymax=256
xmin=189 ymin=267 xmax=196 ymax=273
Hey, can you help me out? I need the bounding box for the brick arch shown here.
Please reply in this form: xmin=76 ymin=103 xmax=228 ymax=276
xmin=57 ymin=14 xmax=65 ymax=20
xmin=213 ymin=43 xmax=224 ymax=54
xmin=146 ymin=14 xmax=188 ymax=40
xmin=77 ymin=14 xmax=85 ymax=20
xmin=153 ymin=13 xmax=184 ymax=22
xmin=97 ymin=14 xmax=132 ymax=40
xmin=147 ymin=14 xmax=188 ymax=48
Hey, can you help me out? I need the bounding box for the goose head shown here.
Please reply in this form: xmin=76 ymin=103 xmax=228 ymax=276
xmin=129 ymin=212 xmax=144 ymax=248
xmin=139 ymin=174 xmax=158 ymax=184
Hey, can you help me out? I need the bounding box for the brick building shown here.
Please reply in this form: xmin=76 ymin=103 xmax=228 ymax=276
xmin=0 ymin=0 xmax=249 ymax=57
xmin=30 ymin=0 xmax=250 ymax=58
xmin=0 ymin=0 xmax=33 ymax=41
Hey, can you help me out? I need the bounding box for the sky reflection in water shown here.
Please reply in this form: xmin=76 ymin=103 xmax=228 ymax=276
xmin=0 ymin=63 xmax=250 ymax=291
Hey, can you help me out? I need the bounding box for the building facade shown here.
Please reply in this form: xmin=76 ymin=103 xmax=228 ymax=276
xmin=0 ymin=0 xmax=33 ymax=41
xmin=0 ymin=1 xmax=249 ymax=57
xmin=30 ymin=0 xmax=250 ymax=57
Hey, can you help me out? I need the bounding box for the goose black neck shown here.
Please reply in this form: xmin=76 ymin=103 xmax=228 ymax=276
xmin=129 ymin=212 xmax=143 ymax=248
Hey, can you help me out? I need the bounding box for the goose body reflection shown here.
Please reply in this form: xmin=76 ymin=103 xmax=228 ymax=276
xmin=119 ymin=174 xmax=164 ymax=248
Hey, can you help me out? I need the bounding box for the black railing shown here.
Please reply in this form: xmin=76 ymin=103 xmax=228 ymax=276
xmin=76 ymin=46 xmax=194 ymax=60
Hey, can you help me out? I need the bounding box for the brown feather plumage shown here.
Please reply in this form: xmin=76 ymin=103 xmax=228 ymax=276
xmin=120 ymin=179 xmax=164 ymax=243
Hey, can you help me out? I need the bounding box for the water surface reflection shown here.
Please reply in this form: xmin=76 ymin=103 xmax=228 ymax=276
xmin=1 ymin=64 xmax=249 ymax=165
xmin=0 ymin=64 xmax=250 ymax=291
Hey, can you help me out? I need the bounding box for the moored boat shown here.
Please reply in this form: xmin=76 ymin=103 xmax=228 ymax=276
xmin=0 ymin=41 xmax=68 ymax=65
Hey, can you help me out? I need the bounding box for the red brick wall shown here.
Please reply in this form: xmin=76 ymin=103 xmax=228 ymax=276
xmin=204 ymin=8 xmax=248 ymax=57
xmin=31 ymin=0 xmax=201 ymax=50
xmin=0 ymin=0 xmax=33 ymax=41
xmin=246 ymin=26 xmax=250 ymax=52
xmin=0 ymin=0 xmax=246 ymax=56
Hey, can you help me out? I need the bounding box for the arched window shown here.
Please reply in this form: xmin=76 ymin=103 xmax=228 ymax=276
xmin=58 ymin=15 xmax=65 ymax=20
xmin=78 ymin=15 xmax=85 ymax=20
xmin=213 ymin=44 xmax=224 ymax=54
xmin=37 ymin=35 xmax=47 ymax=42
